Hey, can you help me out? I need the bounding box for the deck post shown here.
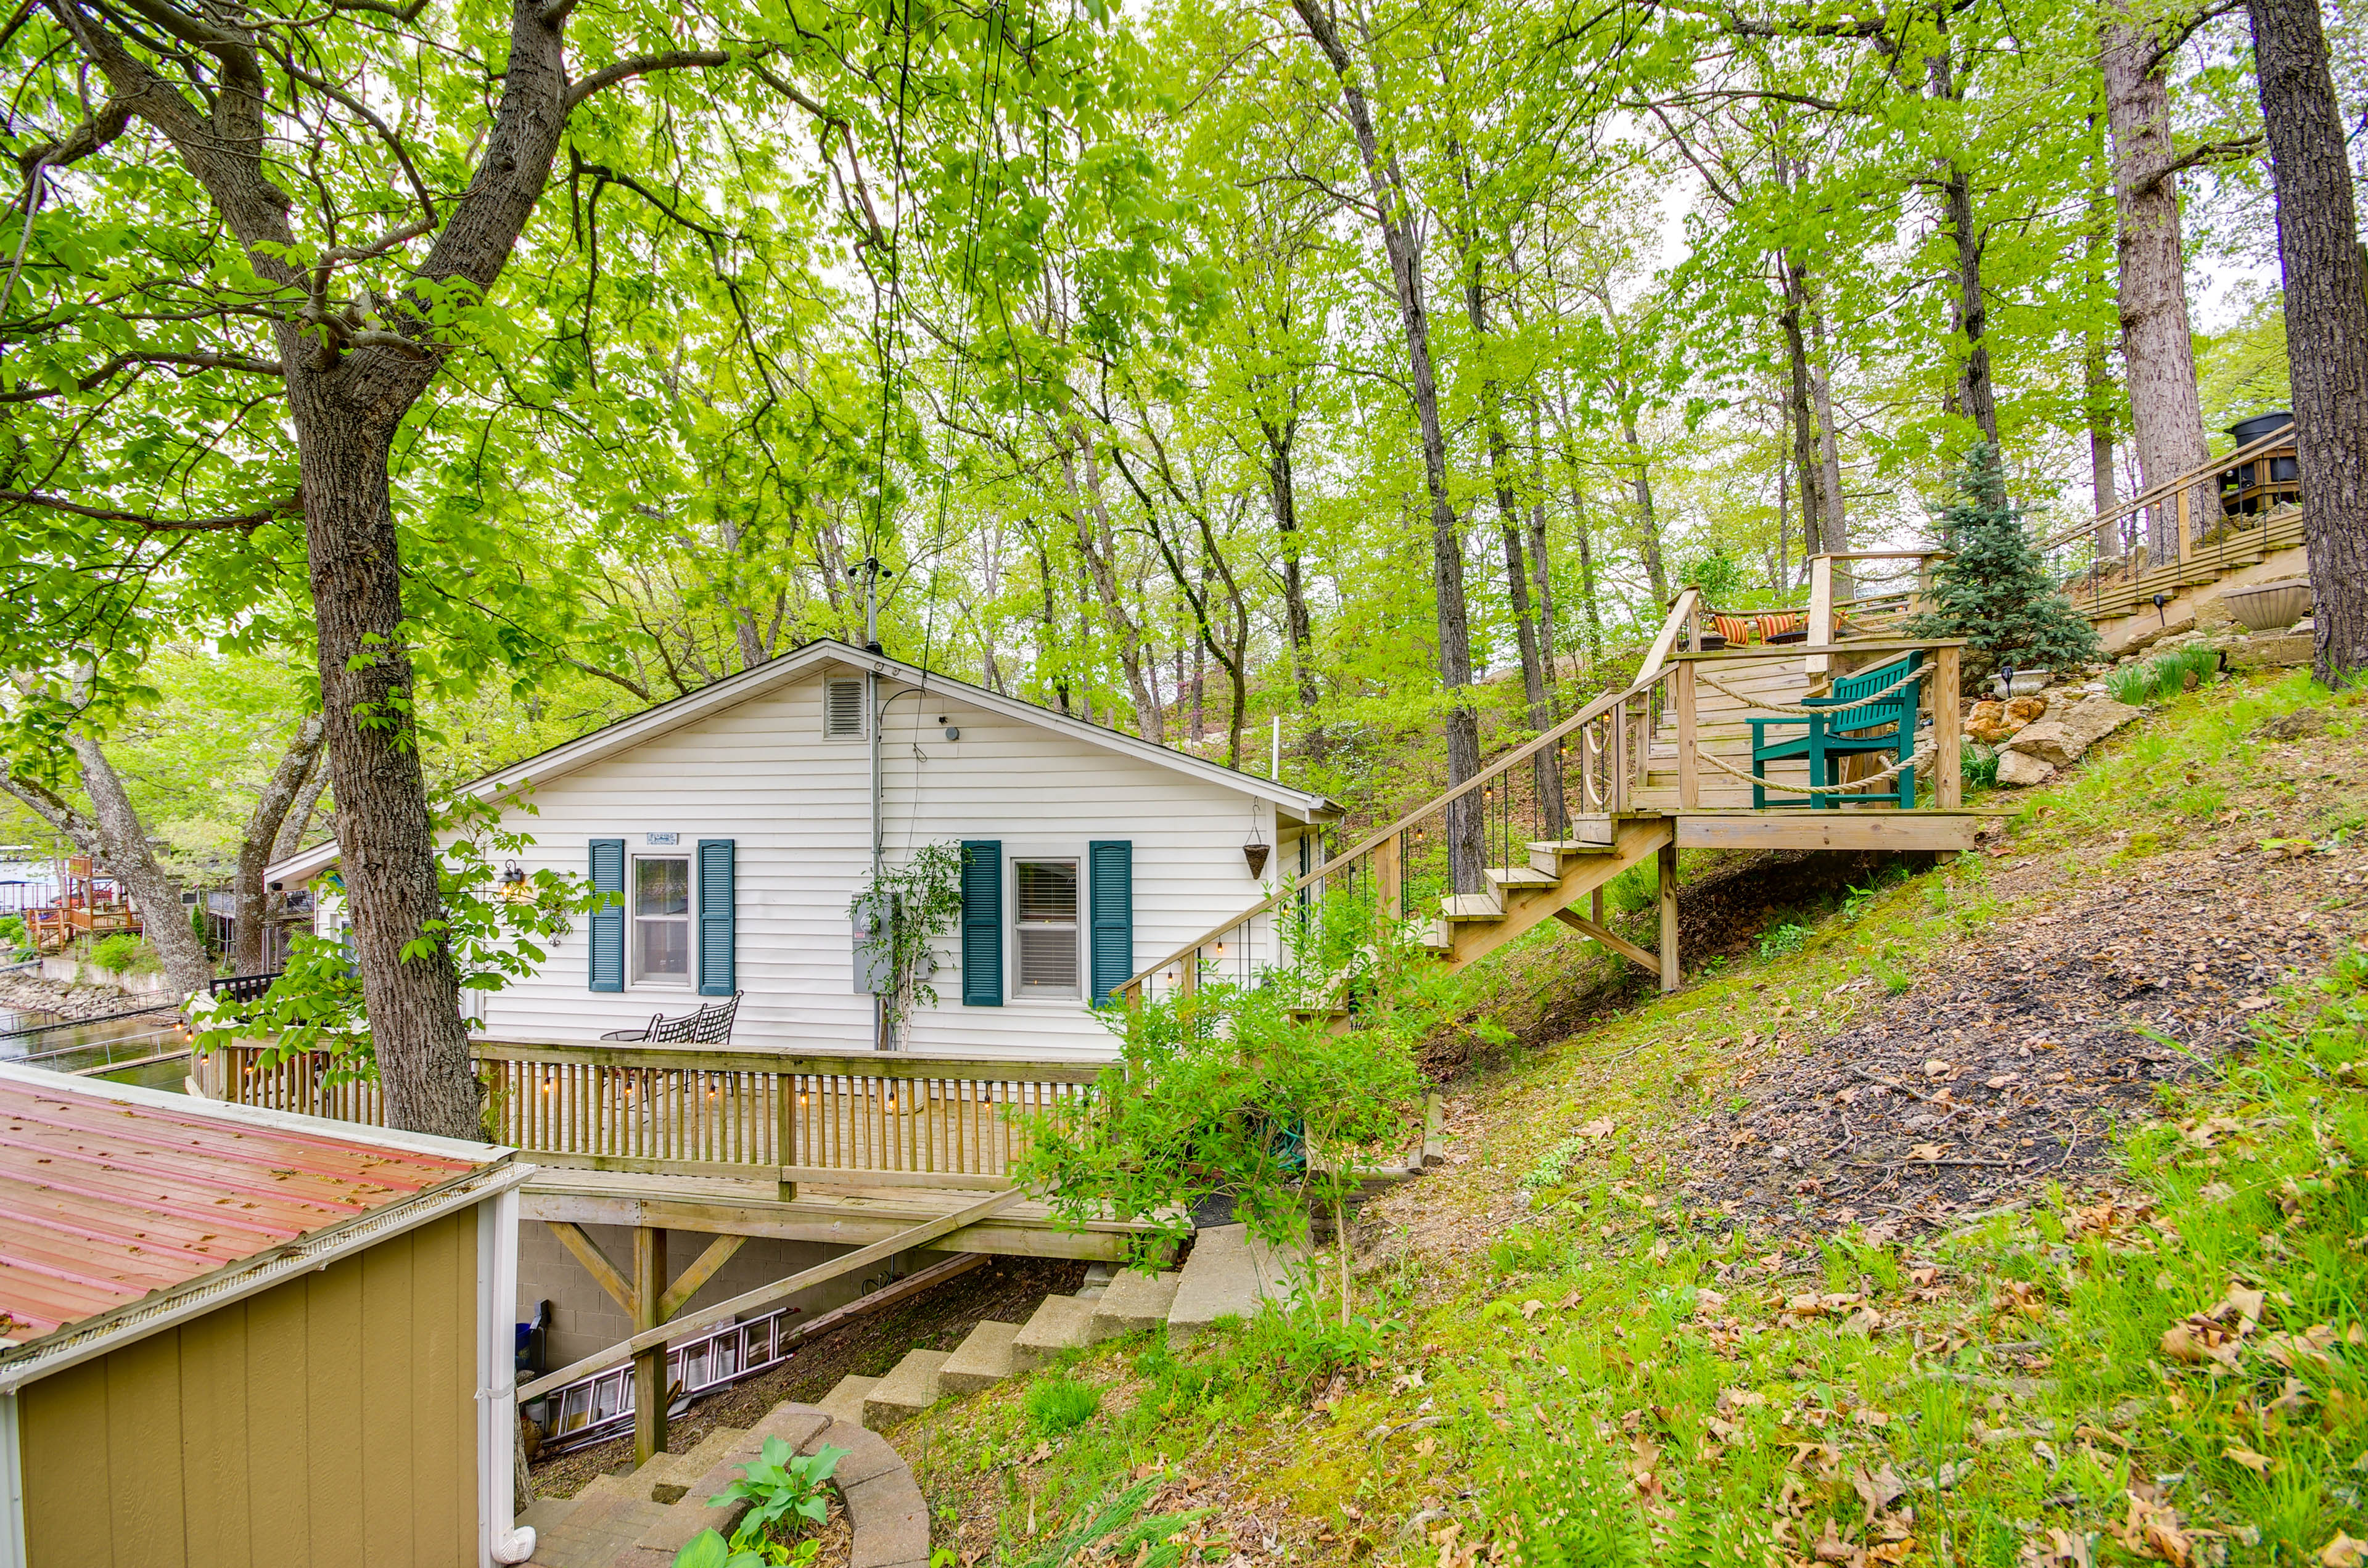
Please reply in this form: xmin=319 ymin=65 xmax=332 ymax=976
xmin=632 ymin=1226 xmax=668 ymax=1463
xmin=1374 ymin=832 xmax=1402 ymax=929
xmin=2176 ymin=488 xmax=2191 ymax=567
xmin=775 ymin=1078 xmax=797 ymax=1202
xmin=1656 ymin=839 xmax=1680 ymax=994
xmin=1806 ymin=556 xmax=1835 ymax=677
xmin=1674 ymin=662 xmax=1700 ymax=810
xmin=1934 ymin=646 xmax=1962 ymax=810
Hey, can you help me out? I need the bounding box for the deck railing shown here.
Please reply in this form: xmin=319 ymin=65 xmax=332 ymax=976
xmin=199 ymin=1040 xmax=1102 ymax=1192
xmin=1118 ymin=589 xmax=1703 ymax=1006
xmin=2035 ymin=428 xmax=2302 ymax=625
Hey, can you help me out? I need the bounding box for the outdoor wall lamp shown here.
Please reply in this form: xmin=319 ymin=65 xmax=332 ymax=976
xmin=501 ymin=860 xmax=526 ymax=888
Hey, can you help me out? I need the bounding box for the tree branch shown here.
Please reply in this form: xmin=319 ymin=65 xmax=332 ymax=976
xmin=2134 ymin=134 xmax=2267 ymax=194
xmin=566 ymin=45 xmax=771 ymax=112
xmin=0 ymin=487 xmax=298 ymax=527
xmin=0 ymin=348 xmax=284 ymax=403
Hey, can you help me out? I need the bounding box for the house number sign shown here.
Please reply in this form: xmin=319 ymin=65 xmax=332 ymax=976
xmin=645 ymin=832 xmax=680 ymax=845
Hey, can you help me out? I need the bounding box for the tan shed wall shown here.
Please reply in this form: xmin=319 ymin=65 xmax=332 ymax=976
xmin=18 ymin=1206 xmax=479 ymax=1568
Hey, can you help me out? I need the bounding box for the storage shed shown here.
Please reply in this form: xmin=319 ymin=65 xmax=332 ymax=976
xmin=0 ymin=1061 xmax=533 ymax=1567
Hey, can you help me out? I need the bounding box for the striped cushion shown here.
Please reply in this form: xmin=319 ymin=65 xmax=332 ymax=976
xmin=1758 ymin=612 xmax=1804 ymax=639
xmin=1711 ymin=614 xmax=1753 ymax=645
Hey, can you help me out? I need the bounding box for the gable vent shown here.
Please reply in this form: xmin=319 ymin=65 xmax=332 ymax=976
xmin=824 ymin=676 xmax=866 ymax=738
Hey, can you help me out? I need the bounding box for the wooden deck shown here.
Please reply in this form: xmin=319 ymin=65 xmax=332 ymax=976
xmin=519 ymin=1166 xmax=1159 ymax=1261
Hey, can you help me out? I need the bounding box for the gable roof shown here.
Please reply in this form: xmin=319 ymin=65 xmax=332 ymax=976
xmin=268 ymin=639 xmax=1338 ymax=884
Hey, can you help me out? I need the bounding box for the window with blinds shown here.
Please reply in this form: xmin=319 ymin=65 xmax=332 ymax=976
xmin=824 ymin=676 xmax=866 ymax=738
xmin=1013 ymin=858 xmax=1079 ymax=996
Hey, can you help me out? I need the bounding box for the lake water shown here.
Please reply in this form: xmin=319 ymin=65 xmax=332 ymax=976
xmin=1 ymin=1000 xmax=191 ymax=1091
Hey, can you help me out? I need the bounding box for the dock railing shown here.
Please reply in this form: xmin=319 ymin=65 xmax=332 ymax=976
xmin=199 ymin=1040 xmax=1102 ymax=1194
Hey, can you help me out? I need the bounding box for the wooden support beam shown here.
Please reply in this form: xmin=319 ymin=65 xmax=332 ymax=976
xmin=548 ymin=1221 xmax=635 ymax=1316
xmin=632 ymin=1226 xmax=668 ymax=1463
xmin=1552 ymin=908 xmax=1661 ymax=976
xmin=1657 ymin=840 xmax=1680 ymax=994
xmin=1934 ymin=645 xmax=1962 ymax=810
xmin=1374 ymin=832 xmax=1402 ymax=928
xmin=520 ymin=1188 xmax=1030 ymax=1403
xmin=1675 ymin=661 xmax=1700 ymax=810
xmin=1806 ymin=556 xmax=1835 ymax=676
xmin=657 ymin=1233 xmax=748 ymax=1322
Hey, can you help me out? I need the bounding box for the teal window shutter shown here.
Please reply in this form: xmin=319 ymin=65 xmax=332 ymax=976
xmin=697 ymin=839 xmax=735 ymax=996
xmin=1088 ymin=840 xmax=1132 ymax=1005
xmin=588 ymin=839 xmax=625 ymax=992
xmin=960 ymin=840 xmax=1001 ymax=1006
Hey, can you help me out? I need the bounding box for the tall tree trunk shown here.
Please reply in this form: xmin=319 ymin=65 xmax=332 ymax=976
xmin=298 ymin=413 xmax=481 ymax=1138
xmin=1059 ymin=427 xmax=1165 ymax=744
xmin=2103 ymin=10 xmax=2212 ymax=562
xmin=1291 ymin=0 xmax=1481 ymax=890
xmin=2084 ymin=123 xmax=2124 ymax=554
xmin=1777 ymin=257 xmax=1828 ymax=560
xmin=1551 ymin=388 xmax=1605 ymax=663
xmin=2247 ymin=0 xmax=2368 ymax=684
xmin=1809 ymin=314 xmax=1848 ymax=552
xmin=1462 ymin=252 xmax=1561 ymax=829
xmin=1620 ymin=412 xmax=1669 ymax=605
xmin=1775 ymin=438 xmax=1793 ymax=594
xmin=233 ymin=715 xmax=325 ymax=975
xmin=1261 ymin=421 xmax=1323 ymax=729
xmin=1925 ymin=38 xmax=2002 ymax=451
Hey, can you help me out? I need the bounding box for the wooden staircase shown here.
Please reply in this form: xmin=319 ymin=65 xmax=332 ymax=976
xmin=1120 ymin=581 xmax=1982 ymax=1012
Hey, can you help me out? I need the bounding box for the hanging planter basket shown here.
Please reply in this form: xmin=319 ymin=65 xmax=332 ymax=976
xmin=1243 ymin=842 xmax=1271 ymax=879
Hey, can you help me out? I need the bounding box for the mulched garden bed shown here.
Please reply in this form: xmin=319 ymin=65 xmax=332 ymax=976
xmin=1678 ymin=844 xmax=2354 ymax=1238
xmin=530 ymin=1255 xmax=1087 ymax=1498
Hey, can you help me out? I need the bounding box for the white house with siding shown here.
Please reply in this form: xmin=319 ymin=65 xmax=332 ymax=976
xmin=268 ymin=640 xmax=1338 ymax=1059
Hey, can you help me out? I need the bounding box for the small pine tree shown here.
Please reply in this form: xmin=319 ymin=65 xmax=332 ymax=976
xmin=1909 ymin=444 xmax=2102 ymax=677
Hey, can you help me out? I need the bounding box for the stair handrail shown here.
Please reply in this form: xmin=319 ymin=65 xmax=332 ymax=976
xmin=2035 ymin=427 xmax=2288 ymax=553
xmin=1119 ymin=589 xmax=1700 ymax=999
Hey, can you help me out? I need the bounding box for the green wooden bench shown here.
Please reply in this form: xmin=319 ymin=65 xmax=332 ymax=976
xmin=1748 ymin=652 xmax=1925 ymax=810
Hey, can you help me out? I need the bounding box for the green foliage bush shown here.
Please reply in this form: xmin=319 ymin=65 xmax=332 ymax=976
xmin=0 ymin=915 xmax=25 ymax=953
xmin=1023 ymin=1375 xmax=1100 ymax=1436
xmin=89 ymin=933 xmax=148 ymax=974
xmin=2105 ymin=663 xmax=2155 ymax=704
xmin=671 ymin=1435 xmax=848 ymax=1567
xmin=1960 ymin=741 xmax=2000 ymax=790
xmin=1756 ymin=922 xmax=1808 ymax=959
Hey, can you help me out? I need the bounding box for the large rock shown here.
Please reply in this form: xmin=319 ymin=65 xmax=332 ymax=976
xmin=2002 ymin=696 xmax=2139 ymax=766
xmin=1996 ymin=749 xmax=2057 ymax=788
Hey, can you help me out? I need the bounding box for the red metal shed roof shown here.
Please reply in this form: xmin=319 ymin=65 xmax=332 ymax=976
xmin=0 ymin=1074 xmax=482 ymax=1342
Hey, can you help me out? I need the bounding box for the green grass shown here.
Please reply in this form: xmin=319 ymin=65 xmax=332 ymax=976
xmin=906 ymin=670 xmax=2367 ymax=1566
xmin=1021 ymin=1375 xmax=1101 ymax=1437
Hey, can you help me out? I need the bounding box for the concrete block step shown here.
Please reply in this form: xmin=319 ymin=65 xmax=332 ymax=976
xmin=939 ymin=1319 xmax=1020 ymax=1395
xmin=653 ymin=1426 xmax=746 ymax=1492
xmin=1011 ymin=1294 xmax=1096 ymax=1375
xmin=818 ymin=1374 xmax=878 ymax=1426
xmin=1169 ymin=1222 xmax=1308 ymax=1347
xmin=1088 ymin=1270 xmax=1180 ymax=1343
xmin=862 ymin=1348 xmax=952 ymax=1432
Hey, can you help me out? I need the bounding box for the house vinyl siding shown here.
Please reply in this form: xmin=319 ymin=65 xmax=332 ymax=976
xmin=464 ymin=667 xmax=1287 ymax=1059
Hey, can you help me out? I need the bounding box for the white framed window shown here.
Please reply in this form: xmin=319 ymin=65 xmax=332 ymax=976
xmin=1013 ymin=858 xmax=1079 ymax=998
xmin=632 ymin=853 xmax=693 ymax=985
xmin=824 ymin=676 xmax=867 ymax=739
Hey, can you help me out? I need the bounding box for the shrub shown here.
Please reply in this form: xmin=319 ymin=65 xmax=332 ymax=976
xmin=674 ymin=1434 xmax=845 ymax=1568
xmin=89 ymin=934 xmax=148 ymax=975
xmin=1023 ymin=1374 xmax=1101 ymax=1435
xmin=1757 ymin=922 xmax=1809 ymax=959
xmin=1960 ymin=742 xmax=2000 ymax=790
xmin=0 ymin=915 xmax=24 ymax=952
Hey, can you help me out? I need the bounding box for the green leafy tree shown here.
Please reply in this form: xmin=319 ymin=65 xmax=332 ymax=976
xmin=1910 ymin=445 xmax=2103 ymax=678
